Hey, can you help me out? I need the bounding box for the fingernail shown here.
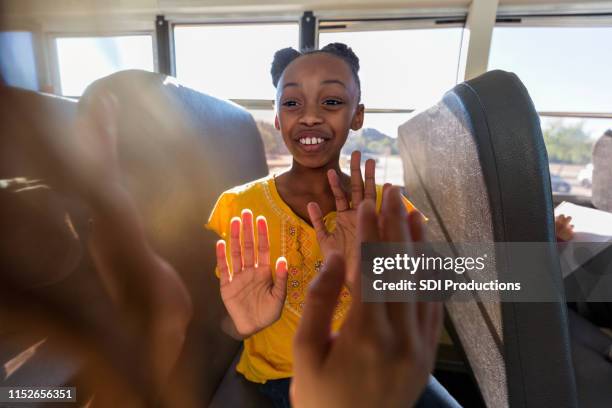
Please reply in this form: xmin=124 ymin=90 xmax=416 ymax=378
xmin=276 ymin=256 xmax=287 ymax=269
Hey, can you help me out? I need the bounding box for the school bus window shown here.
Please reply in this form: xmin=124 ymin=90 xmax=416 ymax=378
xmin=318 ymin=24 xmax=463 ymax=185
xmin=488 ymin=24 xmax=612 ymax=198
xmin=55 ymin=35 xmax=154 ymax=97
xmin=540 ymin=116 xmax=612 ymax=196
xmin=173 ymin=23 xmax=299 ymax=101
xmin=489 ymin=25 xmax=612 ymax=112
xmin=248 ymin=108 xmax=289 ymax=174
xmin=0 ymin=31 xmax=38 ymax=91
xmin=319 ymin=27 xmax=463 ymax=110
xmin=345 ymin=112 xmax=418 ymax=186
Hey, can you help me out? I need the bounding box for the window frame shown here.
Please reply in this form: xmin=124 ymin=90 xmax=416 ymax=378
xmin=35 ymin=9 xmax=610 ymax=195
xmin=488 ymin=14 xmax=612 ymax=200
xmin=0 ymin=30 xmax=40 ymax=91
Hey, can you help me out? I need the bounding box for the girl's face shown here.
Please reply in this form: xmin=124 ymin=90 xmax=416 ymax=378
xmin=274 ymin=53 xmax=364 ymax=169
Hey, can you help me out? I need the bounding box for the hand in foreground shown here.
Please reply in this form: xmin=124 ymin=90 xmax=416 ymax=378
xmin=293 ymin=187 xmax=443 ymax=408
xmin=307 ymin=151 xmax=381 ymax=288
xmin=216 ymin=210 xmax=288 ymax=338
xmin=1 ymin=91 xmax=194 ymax=407
xmin=555 ymin=214 xmax=575 ymax=241
xmin=78 ymin=93 xmax=193 ymax=406
xmin=50 ymin=91 xmax=124 ymax=202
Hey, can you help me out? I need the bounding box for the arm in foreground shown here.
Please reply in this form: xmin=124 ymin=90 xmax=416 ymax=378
xmin=292 ymin=187 xmax=443 ymax=408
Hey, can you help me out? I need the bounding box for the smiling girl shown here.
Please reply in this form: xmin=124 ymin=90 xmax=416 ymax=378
xmin=205 ymin=43 xmax=420 ymax=406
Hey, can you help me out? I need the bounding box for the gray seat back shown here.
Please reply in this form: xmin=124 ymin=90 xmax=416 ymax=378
xmin=592 ymin=130 xmax=612 ymax=212
xmin=398 ymin=70 xmax=577 ymax=408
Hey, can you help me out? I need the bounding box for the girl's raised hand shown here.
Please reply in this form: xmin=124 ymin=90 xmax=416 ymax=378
xmin=216 ymin=210 xmax=289 ymax=338
xmin=307 ymin=151 xmax=376 ymax=288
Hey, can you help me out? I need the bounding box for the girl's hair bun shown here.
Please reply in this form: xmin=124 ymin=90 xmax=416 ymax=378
xmin=320 ymin=42 xmax=360 ymax=73
xmin=271 ymin=47 xmax=301 ymax=87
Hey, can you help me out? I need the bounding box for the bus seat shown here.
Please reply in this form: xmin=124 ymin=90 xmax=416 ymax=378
xmin=0 ymin=87 xmax=78 ymax=184
xmin=592 ymin=129 xmax=612 ymax=212
xmin=1 ymin=180 xmax=82 ymax=290
xmin=398 ymin=70 xmax=577 ymax=408
xmin=567 ymin=308 xmax=612 ymax=407
xmin=0 ymin=87 xmax=94 ymax=401
xmin=572 ymin=128 xmax=612 ymax=406
xmin=0 ymin=87 xmax=83 ymax=291
xmin=79 ymin=70 xmax=270 ymax=406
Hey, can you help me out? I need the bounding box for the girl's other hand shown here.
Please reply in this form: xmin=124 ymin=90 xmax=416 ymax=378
xmin=555 ymin=214 xmax=575 ymax=241
xmin=307 ymin=151 xmax=376 ymax=288
xmin=216 ymin=210 xmax=289 ymax=338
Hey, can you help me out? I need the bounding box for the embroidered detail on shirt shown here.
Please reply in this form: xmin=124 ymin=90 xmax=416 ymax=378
xmin=262 ymin=180 xmax=288 ymax=256
xmin=261 ymin=179 xmax=349 ymax=321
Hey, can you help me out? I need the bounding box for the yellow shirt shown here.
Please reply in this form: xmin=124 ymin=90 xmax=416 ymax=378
xmin=205 ymin=174 xmax=417 ymax=383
